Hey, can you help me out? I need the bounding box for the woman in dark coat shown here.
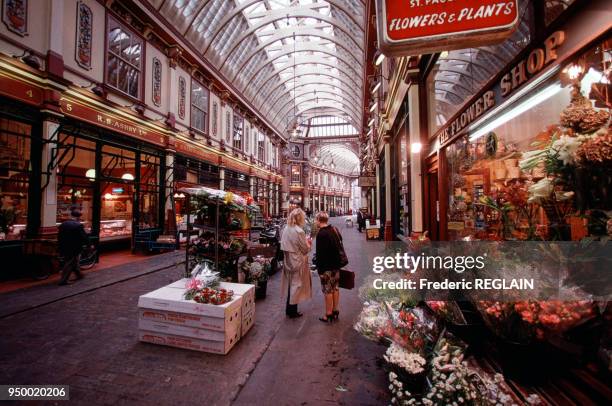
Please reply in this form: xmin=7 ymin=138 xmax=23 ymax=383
xmin=314 ymin=211 xmax=344 ymax=322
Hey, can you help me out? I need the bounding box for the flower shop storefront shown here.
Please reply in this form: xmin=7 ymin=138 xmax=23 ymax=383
xmin=429 ymin=25 xmax=612 ymax=243
xmin=351 ymin=2 xmax=612 ymax=405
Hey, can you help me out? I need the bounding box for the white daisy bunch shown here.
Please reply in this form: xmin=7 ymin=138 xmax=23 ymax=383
xmin=384 ymin=343 xmax=426 ymax=374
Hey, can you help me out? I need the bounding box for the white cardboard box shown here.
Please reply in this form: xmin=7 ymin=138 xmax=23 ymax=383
xmin=218 ymin=282 xmax=255 ymax=317
xmin=138 ymin=286 xmax=241 ymax=331
xmin=139 ymin=329 xmax=239 ymax=355
xmin=138 ymin=317 xmax=240 ymax=343
xmin=241 ymin=307 xmax=255 ymax=337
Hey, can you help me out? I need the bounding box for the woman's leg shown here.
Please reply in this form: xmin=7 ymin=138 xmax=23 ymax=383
xmin=332 ymin=289 xmax=339 ymax=312
xmin=324 ymin=293 xmax=333 ymax=317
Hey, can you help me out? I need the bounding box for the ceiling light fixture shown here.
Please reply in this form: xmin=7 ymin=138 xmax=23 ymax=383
xmin=374 ymin=50 xmax=385 ymax=66
xmin=369 ymin=101 xmax=378 ymax=113
xmin=368 ymin=118 xmax=375 ymax=127
xmin=410 ymin=142 xmax=423 ymax=154
xmin=371 ymin=81 xmax=381 ymax=94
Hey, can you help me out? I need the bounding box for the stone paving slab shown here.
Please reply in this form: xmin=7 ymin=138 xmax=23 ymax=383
xmin=0 ymin=251 xmax=185 ymax=319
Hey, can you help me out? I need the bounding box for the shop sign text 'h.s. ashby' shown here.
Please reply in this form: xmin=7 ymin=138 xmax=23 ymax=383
xmin=376 ymin=0 xmax=520 ymax=56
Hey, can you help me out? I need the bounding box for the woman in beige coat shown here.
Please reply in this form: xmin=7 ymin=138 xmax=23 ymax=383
xmin=280 ymin=208 xmax=312 ymax=318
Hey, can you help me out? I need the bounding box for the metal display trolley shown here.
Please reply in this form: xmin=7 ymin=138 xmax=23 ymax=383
xmin=180 ymin=187 xmax=259 ymax=281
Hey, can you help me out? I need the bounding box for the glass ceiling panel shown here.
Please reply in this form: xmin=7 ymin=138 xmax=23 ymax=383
xmin=147 ymin=0 xmax=365 ymax=136
xmin=428 ymin=0 xmax=533 ymax=132
xmin=310 ymin=144 xmax=360 ymax=176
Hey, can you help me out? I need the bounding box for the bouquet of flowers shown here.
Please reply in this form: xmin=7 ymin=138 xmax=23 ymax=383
xmin=426 ymin=301 xmax=467 ymax=325
xmin=192 ymin=287 xmax=234 ymax=305
xmin=381 ymin=305 xmax=441 ymax=355
xmin=354 ymin=301 xmax=390 ymax=342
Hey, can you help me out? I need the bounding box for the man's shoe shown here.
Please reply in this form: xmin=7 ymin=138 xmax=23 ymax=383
xmin=58 ymin=281 xmax=70 ymax=286
xmin=288 ymin=312 xmax=303 ymax=319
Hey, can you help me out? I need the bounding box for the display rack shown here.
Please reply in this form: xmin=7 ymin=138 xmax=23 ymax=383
xmin=181 ymin=187 xmax=259 ymax=281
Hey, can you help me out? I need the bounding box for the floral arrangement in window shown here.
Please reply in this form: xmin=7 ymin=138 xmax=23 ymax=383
xmin=519 ymin=85 xmax=610 ymax=213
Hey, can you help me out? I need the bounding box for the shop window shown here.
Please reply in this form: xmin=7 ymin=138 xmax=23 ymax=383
xmin=106 ymin=16 xmax=143 ymax=99
xmin=191 ymin=80 xmax=209 ymax=134
xmin=233 ymin=113 xmax=243 ymax=150
xmin=101 ymin=145 xmax=136 ymax=180
xmin=139 ymin=152 xmax=160 ymax=230
xmin=0 ymin=119 xmax=31 ymax=240
xmin=272 ymin=146 xmax=277 ymax=168
xmin=446 ymin=36 xmax=611 ymax=241
xmin=56 ymin=136 xmax=96 ymax=233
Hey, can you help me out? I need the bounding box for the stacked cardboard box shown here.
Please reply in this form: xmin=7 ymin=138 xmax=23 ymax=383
xmin=138 ymin=281 xmax=256 ymax=354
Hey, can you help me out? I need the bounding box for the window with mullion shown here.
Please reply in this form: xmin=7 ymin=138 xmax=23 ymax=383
xmin=106 ymin=16 xmax=143 ymax=99
xmin=232 ymin=113 xmax=243 ymax=150
xmin=191 ymin=80 xmax=209 ymax=133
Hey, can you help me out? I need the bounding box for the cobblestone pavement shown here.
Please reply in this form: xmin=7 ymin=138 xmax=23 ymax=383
xmin=0 ymin=218 xmax=388 ymax=405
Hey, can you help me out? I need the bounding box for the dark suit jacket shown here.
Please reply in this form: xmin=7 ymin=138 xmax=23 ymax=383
xmin=58 ymin=220 xmax=89 ymax=257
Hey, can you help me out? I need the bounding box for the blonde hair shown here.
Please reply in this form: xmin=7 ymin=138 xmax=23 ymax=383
xmin=316 ymin=211 xmax=329 ymax=223
xmin=287 ymin=208 xmax=306 ymax=227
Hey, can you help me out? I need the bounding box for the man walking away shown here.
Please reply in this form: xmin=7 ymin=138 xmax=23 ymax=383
xmin=357 ymin=210 xmax=363 ymax=233
xmin=58 ymin=210 xmax=89 ymax=286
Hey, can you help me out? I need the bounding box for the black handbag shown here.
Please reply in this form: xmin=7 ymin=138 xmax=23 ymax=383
xmin=331 ymin=226 xmax=349 ymax=268
xmin=339 ymin=269 xmax=355 ymax=290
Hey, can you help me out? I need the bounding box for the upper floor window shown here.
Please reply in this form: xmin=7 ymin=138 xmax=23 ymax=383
xmin=272 ymin=145 xmax=277 ymax=168
xmin=233 ymin=114 xmax=243 ymax=150
xmin=291 ymin=165 xmax=301 ymax=184
xmin=106 ymin=16 xmax=143 ymax=99
xmin=191 ymin=80 xmax=209 ymax=133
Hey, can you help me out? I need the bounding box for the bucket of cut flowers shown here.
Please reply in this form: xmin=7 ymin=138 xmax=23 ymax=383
xmin=384 ymin=342 xmax=427 ymax=396
xmin=241 ymin=256 xmax=271 ymax=300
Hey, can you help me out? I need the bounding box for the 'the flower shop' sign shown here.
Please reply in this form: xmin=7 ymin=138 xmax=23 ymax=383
xmin=375 ymin=0 xmax=519 ymax=56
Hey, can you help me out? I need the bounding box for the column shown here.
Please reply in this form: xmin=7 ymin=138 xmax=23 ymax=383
xmin=46 ymin=0 xmax=64 ymax=77
xmin=249 ymin=176 xmax=255 ymax=197
xmin=408 ymin=84 xmax=423 ymax=233
xmin=40 ymin=119 xmax=60 ymax=236
xmin=375 ymin=162 xmax=381 ymax=219
xmin=219 ymin=167 xmax=225 ymax=191
xmin=384 ymin=142 xmax=393 ymax=241
xmin=164 ymin=151 xmax=175 ymax=233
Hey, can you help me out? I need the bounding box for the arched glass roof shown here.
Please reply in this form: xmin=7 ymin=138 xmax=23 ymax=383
xmin=148 ymin=0 xmax=366 ymax=135
xmin=311 ymin=144 xmax=359 ymax=176
xmin=428 ymin=0 xmax=533 ymax=132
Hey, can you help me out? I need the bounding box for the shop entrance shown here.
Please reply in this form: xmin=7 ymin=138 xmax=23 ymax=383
xmin=424 ymin=155 xmax=439 ymax=241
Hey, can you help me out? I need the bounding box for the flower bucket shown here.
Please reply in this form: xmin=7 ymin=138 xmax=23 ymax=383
xmin=387 ymin=363 xmax=426 ymax=396
xmin=255 ymin=280 xmax=267 ymax=300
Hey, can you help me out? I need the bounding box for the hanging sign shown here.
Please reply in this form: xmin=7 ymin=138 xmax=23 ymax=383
xmin=375 ymin=0 xmax=520 ymax=56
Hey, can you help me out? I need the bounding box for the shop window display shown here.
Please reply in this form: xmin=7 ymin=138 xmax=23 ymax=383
xmin=447 ymin=37 xmax=611 ymax=241
xmin=139 ymin=153 xmax=160 ymax=230
xmin=56 ymin=136 xmax=96 ymax=233
xmin=0 ymin=118 xmax=31 ymax=240
xmin=100 ymin=145 xmax=136 ymax=240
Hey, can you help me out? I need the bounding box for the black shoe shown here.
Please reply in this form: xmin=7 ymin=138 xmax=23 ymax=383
xmin=319 ymin=314 xmax=334 ymax=323
xmin=288 ymin=312 xmax=303 ymax=319
xmin=332 ymin=310 xmax=339 ymax=320
xmin=58 ymin=281 xmax=70 ymax=286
